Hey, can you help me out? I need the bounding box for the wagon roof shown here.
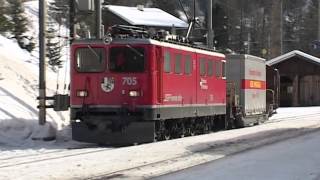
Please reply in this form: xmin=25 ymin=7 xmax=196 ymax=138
xmin=104 ymin=5 xmax=189 ymax=28
xmin=267 ymin=50 xmax=320 ymax=66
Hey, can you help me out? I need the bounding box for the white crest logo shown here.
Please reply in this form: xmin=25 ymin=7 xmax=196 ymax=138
xmin=101 ymin=77 xmax=115 ymax=92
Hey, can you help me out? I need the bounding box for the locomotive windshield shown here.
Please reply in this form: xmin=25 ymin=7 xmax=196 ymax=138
xmin=76 ymin=47 xmax=105 ymax=72
xmin=109 ymin=46 xmax=145 ymax=73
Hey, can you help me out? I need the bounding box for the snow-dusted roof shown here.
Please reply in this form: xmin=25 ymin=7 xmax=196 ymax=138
xmin=267 ymin=50 xmax=320 ymax=66
xmin=104 ymin=5 xmax=189 ymax=28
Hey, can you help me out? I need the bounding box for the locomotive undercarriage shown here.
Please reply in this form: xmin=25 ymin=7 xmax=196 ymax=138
xmin=71 ymin=106 xmax=231 ymax=145
xmin=154 ymin=115 xmax=227 ymax=141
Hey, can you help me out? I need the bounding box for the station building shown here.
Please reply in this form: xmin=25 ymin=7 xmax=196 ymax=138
xmin=267 ymin=50 xmax=320 ymax=107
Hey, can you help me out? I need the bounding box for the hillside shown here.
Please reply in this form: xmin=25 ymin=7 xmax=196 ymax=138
xmin=0 ymin=1 xmax=71 ymax=147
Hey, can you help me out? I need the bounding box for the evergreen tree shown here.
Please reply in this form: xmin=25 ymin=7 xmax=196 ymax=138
xmin=0 ymin=0 xmax=12 ymax=34
xmin=7 ymin=0 xmax=29 ymax=49
xmin=212 ymin=3 xmax=229 ymax=51
xmin=300 ymin=0 xmax=319 ymax=56
xmin=46 ymin=19 xmax=62 ymax=71
xmin=49 ymin=0 xmax=70 ymax=26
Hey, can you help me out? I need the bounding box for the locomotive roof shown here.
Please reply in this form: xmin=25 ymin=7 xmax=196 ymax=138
xmin=267 ymin=50 xmax=320 ymax=66
xmin=72 ymin=38 xmax=225 ymax=58
xmin=226 ymin=54 xmax=265 ymax=63
xmin=104 ymin=5 xmax=189 ymax=28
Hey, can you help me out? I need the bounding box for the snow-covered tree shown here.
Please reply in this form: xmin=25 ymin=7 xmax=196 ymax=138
xmin=49 ymin=0 xmax=70 ymax=26
xmin=0 ymin=0 xmax=12 ymax=34
xmin=46 ymin=19 xmax=62 ymax=71
xmin=7 ymin=0 xmax=35 ymax=51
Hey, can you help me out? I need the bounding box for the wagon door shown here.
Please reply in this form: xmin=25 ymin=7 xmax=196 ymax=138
xmin=196 ymin=55 xmax=210 ymax=116
xmin=156 ymin=46 xmax=163 ymax=104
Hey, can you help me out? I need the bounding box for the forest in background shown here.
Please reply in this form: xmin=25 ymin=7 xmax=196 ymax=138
xmin=106 ymin=0 xmax=320 ymax=59
xmin=1 ymin=0 xmax=320 ymax=60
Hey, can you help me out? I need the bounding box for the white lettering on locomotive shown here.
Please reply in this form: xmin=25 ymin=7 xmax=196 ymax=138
xmin=122 ymin=77 xmax=138 ymax=86
xmin=200 ymin=78 xmax=208 ymax=90
xmin=164 ymin=94 xmax=183 ymax=102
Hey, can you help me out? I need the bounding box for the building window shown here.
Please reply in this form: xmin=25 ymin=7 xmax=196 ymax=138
xmin=175 ymin=54 xmax=182 ymax=74
xmin=200 ymin=58 xmax=206 ymax=76
xmin=185 ymin=55 xmax=192 ymax=75
xmin=208 ymin=60 xmax=213 ymax=76
xmin=164 ymin=51 xmax=171 ymax=73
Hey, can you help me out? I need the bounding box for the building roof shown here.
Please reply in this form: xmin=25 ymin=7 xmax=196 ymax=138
xmin=104 ymin=5 xmax=189 ymax=28
xmin=267 ymin=50 xmax=320 ymax=66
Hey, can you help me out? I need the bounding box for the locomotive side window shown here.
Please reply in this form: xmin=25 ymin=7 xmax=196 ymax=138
xmin=76 ymin=47 xmax=105 ymax=72
xmin=222 ymin=61 xmax=226 ymax=78
xmin=200 ymin=58 xmax=206 ymax=76
xmin=208 ymin=60 xmax=213 ymax=76
xmin=109 ymin=46 xmax=145 ymax=73
xmin=175 ymin=54 xmax=182 ymax=74
xmin=185 ymin=55 xmax=192 ymax=75
xmin=215 ymin=61 xmax=221 ymax=77
xmin=164 ymin=51 xmax=171 ymax=73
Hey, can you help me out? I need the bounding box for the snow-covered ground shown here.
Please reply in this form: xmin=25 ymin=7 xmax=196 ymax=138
xmin=0 ymin=107 xmax=319 ymax=179
xmin=0 ymin=0 xmax=74 ymax=148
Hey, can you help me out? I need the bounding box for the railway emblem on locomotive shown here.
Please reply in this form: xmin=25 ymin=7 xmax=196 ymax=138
xmin=101 ymin=77 xmax=115 ymax=92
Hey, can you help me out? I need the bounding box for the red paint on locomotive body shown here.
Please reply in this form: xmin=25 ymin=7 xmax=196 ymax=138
xmin=70 ymin=38 xmax=227 ymax=144
xmin=71 ymin=43 xmax=152 ymax=108
xmin=70 ymin=39 xmax=226 ymax=116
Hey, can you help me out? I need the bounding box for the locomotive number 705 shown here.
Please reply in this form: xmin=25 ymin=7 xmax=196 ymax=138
xmin=122 ymin=77 xmax=138 ymax=86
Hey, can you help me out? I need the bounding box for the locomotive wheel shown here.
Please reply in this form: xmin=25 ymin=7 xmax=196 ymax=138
xmin=190 ymin=130 xmax=196 ymax=136
xmin=164 ymin=132 xmax=171 ymax=140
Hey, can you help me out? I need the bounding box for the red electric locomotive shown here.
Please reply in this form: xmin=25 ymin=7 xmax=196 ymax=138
xmin=70 ymin=26 xmax=228 ymax=145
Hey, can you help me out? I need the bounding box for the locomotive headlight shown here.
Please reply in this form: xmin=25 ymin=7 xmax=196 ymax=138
xmin=76 ymin=90 xmax=88 ymax=97
xmin=129 ymin=91 xmax=140 ymax=97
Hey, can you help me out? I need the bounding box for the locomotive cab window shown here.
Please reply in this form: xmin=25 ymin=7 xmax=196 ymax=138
xmin=222 ymin=60 xmax=226 ymax=79
xmin=109 ymin=46 xmax=145 ymax=73
xmin=76 ymin=47 xmax=105 ymax=72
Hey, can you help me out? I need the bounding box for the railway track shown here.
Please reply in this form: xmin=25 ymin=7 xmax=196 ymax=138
xmin=0 ymin=146 xmax=111 ymax=169
xmin=1 ymin=112 xmax=319 ymax=171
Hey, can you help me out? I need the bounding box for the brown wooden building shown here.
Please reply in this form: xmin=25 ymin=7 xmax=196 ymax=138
xmin=267 ymin=50 xmax=320 ymax=107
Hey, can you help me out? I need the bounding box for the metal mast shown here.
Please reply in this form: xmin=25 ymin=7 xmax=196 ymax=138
xmin=207 ymin=0 xmax=214 ymax=48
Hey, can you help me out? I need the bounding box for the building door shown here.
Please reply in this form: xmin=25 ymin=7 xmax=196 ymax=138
xmin=280 ymin=76 xmax=293 ymax=107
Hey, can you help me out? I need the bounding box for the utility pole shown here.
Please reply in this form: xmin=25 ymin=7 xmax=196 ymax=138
xmin=96 ymin=0 xmax=102 ymax=39
xmin=69 ymin=0 xmax=75 ymax=42
xmin=207 ymin=0 xmax=214 ymax=48
xmin=318 ymin=0 xmax=320 ymax=39
xmin=39 ymin=0 xmax=47 ymax=125
xmin=280 ymin=0 xmax=283 ymax=54
xmin=247 ymin=31 xmax=251 ymax=54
